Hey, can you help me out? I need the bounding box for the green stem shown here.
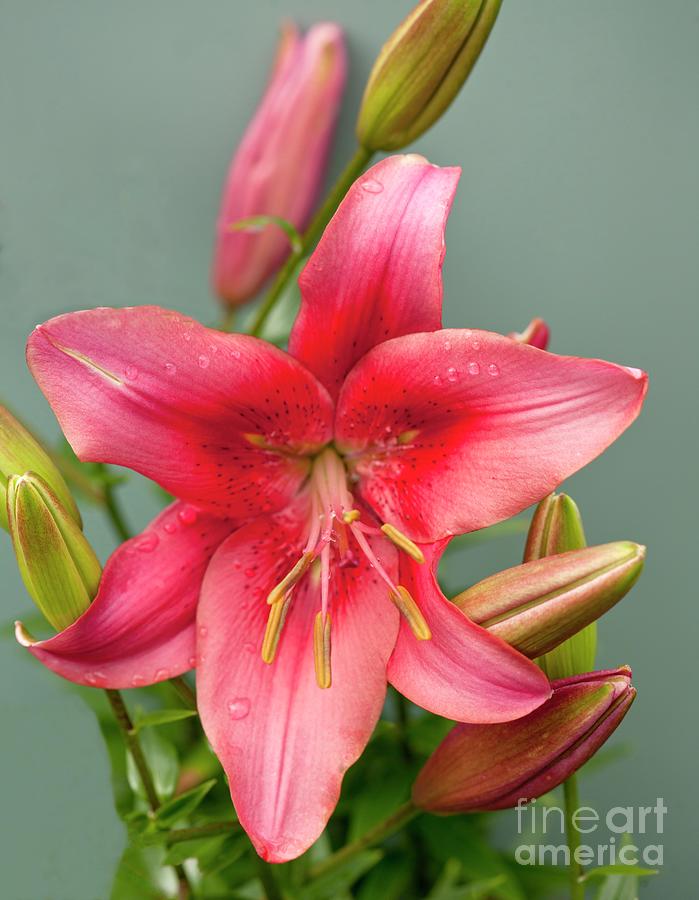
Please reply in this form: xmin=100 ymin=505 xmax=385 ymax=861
xmin=307 ymin=800 xmax=419 ymax=882
xmin=169 ymin=676 xmax=197 ymax=710
xmin=96 ymin=463 xmax=131 ymax=542
xmin=105 ymin=689 xmax=192 ymax=896
xmin=256 ymin=855 xmax=284 ymax=900
xmin=564 ymin=775 xmax=585 ymax=899
xmin=220 ymin=307 xmax=237 ymax=333
xmin=249 ymin=145 xmax=374 ymax=337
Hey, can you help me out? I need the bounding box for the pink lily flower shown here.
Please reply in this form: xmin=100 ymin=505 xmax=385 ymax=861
xmin=22 ymin=155 xmax=646 ymax=861
xmin=212 ymin=22 xmax=346 ymax=307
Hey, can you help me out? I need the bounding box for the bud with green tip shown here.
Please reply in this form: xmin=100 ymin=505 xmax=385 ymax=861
xmin=523 ymin=492 xmax=598 ymax=679
xmin=7 ymin=472 xmax=101 ymax=631
xmin=454 ymin=542 xmax=645 ymax=659
xmin=357 ymin=0 xmax=502 ymax=151
xmin=0 ymin=405 xmax=80 ymax=532
xmin=412 ymin=667 xmax=635 ymax=814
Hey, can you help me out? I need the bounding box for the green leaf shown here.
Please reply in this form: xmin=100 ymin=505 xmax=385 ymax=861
xmin=356 ymin=852 xmax=415 ymax=900
xmin=406 ymin=712 xmax=454 ymax=757
xmin=428 ymin=859 xmax=508 ymax=899
xmin=300 ymin=850 xmax=383 ymax=900
xmin=228 ymin=214 xmax=303 ymax=254
xmin=348 ymin=768 xmax=410 ymax=841
xmin=133 ymin=708 xmax=198 ymax=731
xmin=583 ymin=864 xmax=657 ymax=881
xmin=595 ymin=872 xmax=640 ymax=900
xmin=110 ymin=843 xmax=179 ymax=900
xmin=154 ymin=779 xmax=217 ymax=827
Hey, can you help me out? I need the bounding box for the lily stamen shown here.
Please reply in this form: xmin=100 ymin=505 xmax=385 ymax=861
xmin=267 ymin=552 xmax=314 ymax=605
xmin=262 ymin=592 xmax=293 ymax=663
xmin=389 ymin=586 xmax=432 ymax=640
xmin=380 ymin=523 xmax=425 ymax=563
xmin=313 ymin=611 xmax=332 ymax=688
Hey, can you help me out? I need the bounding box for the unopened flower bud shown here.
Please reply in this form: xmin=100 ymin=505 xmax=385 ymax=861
xmin=7 ymin=473 xmax=100 ymax=631
xmin=357 ymin=0 xmax=502 ymax=151
xmin=454 ymin=542 xmax=645 ymax=659
xmin=508 ymin=318 xmax=550 ymax=350
xmin=0 ymin=405 xmax=80 ymax=532
xmin=524 ymin=493 xmax=595 ymax=678
xmin=413 ymin=667 xmax=635 ymax=813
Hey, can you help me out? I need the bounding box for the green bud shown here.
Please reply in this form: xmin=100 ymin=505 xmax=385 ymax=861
xmin=0 ymin=405 xmax=80 ymax=532
xmin=7 ymin=472 xmax=101 ymax=631
xmin=357 ymin=0 xmax=502 ymax=151
xmin=525 ymin=493 xmax=595 ymax=679
xmin=454 ymin=542 xmax=645 ymax=659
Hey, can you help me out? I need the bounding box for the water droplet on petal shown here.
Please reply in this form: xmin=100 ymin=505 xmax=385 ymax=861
xmin=124 ymin=365 xmax=138 ymax=380
xmin=164 ymin=362 xmax=177 ymax=376
xmin=443 ymin=340 xmax=452 ymax=351
xmin=361 ymin=178 xmax=384 ymax=194
xmin=487 ymin=363 xmax=500 ymax=376
xmin=177 ymin=506 xmax=198 ymax=526
xmin=433 ymin=374 xmax=442 ymax=385
xmin=183 ymin=331 xmax=192 ymax=342
xmin=154 ymin=668 xmax=170 ymax=681
xmin=163 ymin=521 xmax=177 ymax=534
xmin=468 ymin=361 xmax=480 ymax=375
xmin=198 ymin=625 xmax=208 ymax=638
xmin=134 ymin=532 xmax=159 ymax=553
xmin=132 ymin=674 xmax=146 ymax=687
xmin=198 ymin=354 xmax=210 ymax=368
xmin=471 ymin=340 xmax=481 ymax=350
xmin=188 ymin=655 xmax=197 ymax=668
xmin=446 ymin=366 xmax=458 ymax=382
xmin=228 ymin=697 xmax=251 ymax=720
xmin=243 ymin=642 xmax=256 ymax=654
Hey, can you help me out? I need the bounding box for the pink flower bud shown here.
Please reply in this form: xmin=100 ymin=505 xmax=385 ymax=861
xmin=212 ymin=23 xmax=346 ymax=307
xmin=412 ymin=667 xmax=635 ymax=814
xmin=508 ymin=317 xmax=550 ymax=350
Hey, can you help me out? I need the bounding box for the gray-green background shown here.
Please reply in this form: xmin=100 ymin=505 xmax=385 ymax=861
xmin=1 ymin=1 xmax=696 ymax=897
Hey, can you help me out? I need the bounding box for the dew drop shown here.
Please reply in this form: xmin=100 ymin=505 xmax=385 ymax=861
xmin=183 ymin=331 xmax=192 ymax=342
xmin=231 ymin=349 xmax=241 ymax=359
xmin=198 ymin=354 xmax=210 ymax=369
xmin=228 ymin=697 xmax=251 ymax=720
xmin=163 ymin=521 xmax=177 ymax=534
xmin=124 ymin=365 xmax=138 ymax=380
xmin=243 ymin=642 xmax=256 ymax=654
xmin=154 ymin=668 xmax=170 ymax=681
xmin=131 ymin=674 xmax=146 ymax=687
xmin=177 ymin=506 xmax=198 ymax=526
xmin=487 ymin=363 xmax=500 ymax=376
xmin=198 ymin=625 xmax=208 ymax=638
xmin=134 ymin=532 xmax=159 ymax=553
xmin=468 ymin=361 xmax=480 ymax=376
xmin=188 ymin=655 xmax=198 ymax=668
xmin=361 ymin=178 xmax=384 ymax=194
xmin=443 ymin=340 xmax=452 ymax=351
xmin=471 ymin=340 xmax=481 ymax=350
xmin=433 ymin=374 xmax=442 ymax=385
xmin=164 ymin=362 xmax=177 ymax=376
xmin=446 ymin=366 xmax=458 ymax=383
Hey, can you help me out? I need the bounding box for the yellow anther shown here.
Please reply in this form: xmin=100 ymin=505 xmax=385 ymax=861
xmin=389 ymin=586 xmax=432 ymax=641
xmin=342 ymin=508 xmax=361 ymax=524
xmin=267 ymin=552 xmax=314 ymax=605
xmin=244 ymin=432 xmax=269 ymax=448
xmin=380 ymin=524 xmax=425 ymax=564
xmin=397 ymin=429 xmax=420 ymax=445
xmin=313 ymin=611 xmax=332 ymax=689
xmin=261 ymin=594 xmax=292 ymax=664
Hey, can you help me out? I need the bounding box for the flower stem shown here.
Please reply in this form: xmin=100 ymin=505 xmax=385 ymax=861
xmin=563 ymin=774 xmax=585 ymax=899
xmin=105 ymin=689 xmax=192 ymax=896
xmin=249 ymin=145 xmax=373 ymax=338
xmin=307 ymin=800 xmax=419 ymax=882
xmin=95 ymin=463 xmax=132 ymax=542
xmin=256 ymin=855 xmax=284 ymax=900
xmin=169 ymin=676 xmax=197 ymax=709
xmin=162 ymin=821 xmax=240 ymax=845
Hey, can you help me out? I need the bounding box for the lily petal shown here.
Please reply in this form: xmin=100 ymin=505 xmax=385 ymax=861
xmin=336 ymin=329 xmax=647 ymax=542
xmin=289 ymin=155 xmax=460 ymax=399
xmin=387 ymin=541 xmax=552 ymax=723
xmin=20 ymin=502 xmax=237 ymax=688
xmin=27 ymin=306 xmax=333 ymax=518
xmin=196 ymin=501 xmax=399 ymax=862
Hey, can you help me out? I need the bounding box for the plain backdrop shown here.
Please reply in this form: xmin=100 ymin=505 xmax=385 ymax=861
xmin=1 ymin=1 xmax=697 ymax=897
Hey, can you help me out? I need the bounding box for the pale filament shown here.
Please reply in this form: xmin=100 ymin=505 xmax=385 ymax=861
xmin=263 ymin=448 xmax=429 ymax=687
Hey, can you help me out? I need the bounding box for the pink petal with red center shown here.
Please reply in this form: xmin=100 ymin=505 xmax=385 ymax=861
xmin=196 ymin=500 xmax=400 ymax=862
xmin=289 ymin=155 xmax=460 ymax=399
xmin=27 ymin=306 xmax=333 ymax=518
xmin=336 ymin=329 xmax=647 ymax=542
xmin=19 ymin=502 xmax=236 ymax=689
xmin=387 ymin=541 xmax=551 ymax=723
